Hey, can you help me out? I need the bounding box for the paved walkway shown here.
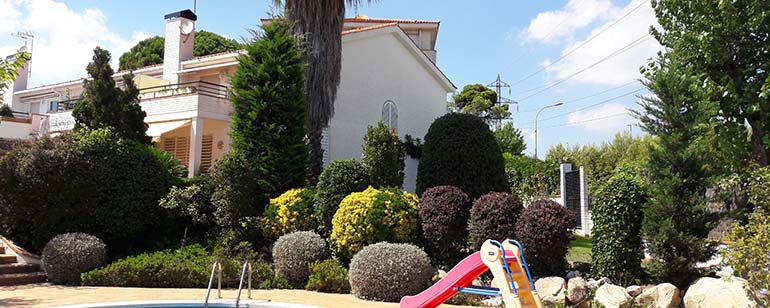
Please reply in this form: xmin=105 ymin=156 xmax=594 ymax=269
xmin=0 ymin=284 xmax=473 ymax=308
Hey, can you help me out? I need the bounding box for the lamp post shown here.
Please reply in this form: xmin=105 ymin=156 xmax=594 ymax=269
xmin=534 ymin=102 xmax=564 ymax=158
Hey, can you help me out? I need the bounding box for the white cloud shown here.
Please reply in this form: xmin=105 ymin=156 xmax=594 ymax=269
xmin=522 ymin=0 xmax=619 ymax=44
xmin=0 ymin=0 xmax=22 ymax=33
xmin=566 ymin=103 xmax=635 ymax=132
xmin=0 ymin=0 xmax=148 ymax=87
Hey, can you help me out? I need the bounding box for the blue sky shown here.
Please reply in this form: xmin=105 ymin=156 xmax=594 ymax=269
xmin=0 ymin=0 xmax=660 ymax=158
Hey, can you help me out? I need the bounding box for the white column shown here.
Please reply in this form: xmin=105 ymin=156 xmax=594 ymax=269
xmin=579 ymin=166 xmax=591 ymax=236
xmin=188 ymin=117 xmax=203 ymax=178
xmin=559 ymin=163 xmax=572 ymax=206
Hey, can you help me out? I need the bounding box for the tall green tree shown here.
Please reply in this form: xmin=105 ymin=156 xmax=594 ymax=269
xmin=118 ymin=31 xmax=243 ymax=71
xmin=0 ymin=52 xmax=29 ymax=105
xmin=494 ymin=122 xmax=525 ymax=156
xmin=73 ymin=47 xmax=149 ymax=144
xmin=651 ymin=0 xmax=770 ymax=166
xmin=362 ymin=122 xmax=405 ymax=188
xmin=276 ymin=0 xmax=376 ymax=185
xmin=452 ymin=84 xmax=511 ymax=124
xmin=635 ymin=52 xmax=714 ymax=287
xmin=229 ymin=17 xmax=307 ymax=197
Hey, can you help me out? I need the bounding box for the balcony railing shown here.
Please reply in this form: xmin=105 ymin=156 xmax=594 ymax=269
xmin=139 ymin=81 xmax=229 ymax=100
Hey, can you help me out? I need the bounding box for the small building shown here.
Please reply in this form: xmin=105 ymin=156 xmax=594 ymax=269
xmin=1 ymin=9 xmax=456 ymax=191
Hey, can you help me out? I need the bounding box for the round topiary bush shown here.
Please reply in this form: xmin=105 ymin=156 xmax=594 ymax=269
xmin=42 ymin=232 xmax=107 ymax=285
xmin=418 ymin=185 xmax=471 ymax=268
xmin=468 ymin=192 xmax=524 ymax=250
xmin=305 ymin=259 xmax=350 ymax=293
xmin=261 ymin=188 xmax=318 ymax=240
xmin=416 ymin=113 xmax=507 ymax=200
xmin=515 ymin=199 xmax=575 ymax=277
xmin=349 ymin=242 xmax=433 ymax=302
xmin=314 ymin=159 xmax=370 ymax=238
xmin=272 ymin=231 xmax=329 ymax=287
xmin=591 ymin=172 xmax=646 ymax=286
xmin=331 ymin=187 xmax=419 ymax=261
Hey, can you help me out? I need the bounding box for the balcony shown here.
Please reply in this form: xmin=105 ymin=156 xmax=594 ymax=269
xmin=138 ymin=81 xmax=232 ymax=123
xmin=138 ymin=81 xmax=229 ymax=101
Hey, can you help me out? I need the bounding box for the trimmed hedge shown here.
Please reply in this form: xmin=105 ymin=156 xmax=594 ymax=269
xmin=591 ymin=172 xmax=646 ymax=286
xmin=349 ymin=242 xmax=433 ymax=302
xmin=362 ymin=122 xmax=405 ymax=188
xmin=272 ymin=231 xmax=329 ymax=287
xmin=305 ymin=259 xmax=350 ymax=294
xmin=515 ymin=199 xmax=575 ymax=277
xmin=416 ymin=113 xmax=508 ymax=200
xmin=330 ymin=187 xmax=419 ymax=261
xmin=81 ymin=244 xmax=290 ymax=289
xmin=468 ymin=192 xmax=524 ymax=250
xmin=42 ymin=233 xmax=107 ymax=285
xmin=418 ymin=185 xmax=471 ymax=268
xmin=261 ymin=188 xmax=318 ymax=240
xmin=314 ymin=159 xmax=370 ymax=238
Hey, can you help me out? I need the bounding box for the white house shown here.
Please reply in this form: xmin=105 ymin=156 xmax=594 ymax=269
xmin=1 ymin=9 xmax=455 ymax=191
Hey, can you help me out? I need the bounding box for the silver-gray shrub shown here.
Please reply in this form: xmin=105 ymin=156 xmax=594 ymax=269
xmin=42 ymin=232 xmax=106 ymax=285
xmin=272 ymin=231 xmax=329 ymax=287
xmin=349 ymin=242 xmax=434 ymax=302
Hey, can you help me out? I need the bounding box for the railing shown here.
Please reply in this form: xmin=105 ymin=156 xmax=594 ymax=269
xmin=204 ymin=261 xmax=222 ymax=308
xmin=139 ymin=81 xmax=229 ymax=100
xmin=235 ymin=261 xmax=252 ymax=308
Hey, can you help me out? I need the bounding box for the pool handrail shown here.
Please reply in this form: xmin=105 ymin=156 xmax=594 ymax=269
xmin=204 ymin=261 xmax=222 ymax=308
xmin=235 ymin=261 xmax=253 ymax=308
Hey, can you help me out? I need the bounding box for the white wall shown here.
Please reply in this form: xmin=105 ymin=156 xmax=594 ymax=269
xmin=0 ymin=120 xmax=32 ymax=139
xmin=330 ymin=32 xmax=449 ymax=191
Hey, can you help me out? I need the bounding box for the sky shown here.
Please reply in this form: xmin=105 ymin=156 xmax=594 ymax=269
xmin=0 ymin=0 xmax=662 ymax=158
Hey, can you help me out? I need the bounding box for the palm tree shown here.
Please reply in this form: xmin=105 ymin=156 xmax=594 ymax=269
xmin=274 ymin=0 xmax=376 ymax=185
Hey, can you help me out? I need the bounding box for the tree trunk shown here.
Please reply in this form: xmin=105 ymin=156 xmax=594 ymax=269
xmin=306 ymin=128 xmax=324 ymax=186
xmin=747 ymin=117 xmax=768 ymax=166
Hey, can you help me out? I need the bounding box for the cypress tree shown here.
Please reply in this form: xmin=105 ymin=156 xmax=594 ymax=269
xmin=73 ymin=47 xmax=149 ymax=143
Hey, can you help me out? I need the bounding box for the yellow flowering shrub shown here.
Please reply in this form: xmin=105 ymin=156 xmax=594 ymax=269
xmin=330 ymin=186 xmax=419 ymax=260
xmin=260 ymin=188 xmax=317 ymax=240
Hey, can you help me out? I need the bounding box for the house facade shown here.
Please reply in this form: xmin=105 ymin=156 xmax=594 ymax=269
xmin=1 ymin=10 xmax=455 ymax=192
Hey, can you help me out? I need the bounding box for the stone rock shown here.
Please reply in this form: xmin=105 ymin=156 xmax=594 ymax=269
xmin=684 ymin=277 xmax=756 ymax=308
xmin=567 ymin=277 xmax=588 ymax=304
xmin=635 ymin=283 xmax=681 ymax=308
xmin=481 ymin=296 xmax=502 ymax=307
xmin=595 ymin=283 xmax=634 ymax=308
xmin=587 ymin=277 xmax=612 ymax=289
xmin=535 ymin=276 xmax=565 ymax=304
xmin=626 ymin=285 xmax=643 ymax=297
xmin=566 ymin=269 xmax=581 ymax=279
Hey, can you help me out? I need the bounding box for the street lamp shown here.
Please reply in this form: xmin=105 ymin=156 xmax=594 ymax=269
xmin=534 ymin=102 xmax=564 ymax=158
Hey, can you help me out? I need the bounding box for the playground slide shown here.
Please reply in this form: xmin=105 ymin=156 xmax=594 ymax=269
xmin=399 ymin=251 xmax=518 ymax=308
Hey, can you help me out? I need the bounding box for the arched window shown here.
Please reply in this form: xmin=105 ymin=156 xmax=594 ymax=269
xmin=381 ymin=100 xmax=398 ymax=132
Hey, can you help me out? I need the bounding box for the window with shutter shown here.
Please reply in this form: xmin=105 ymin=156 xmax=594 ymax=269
xmin=162 ymin=136 xmax=190 ymax=167
xmin=381 ymin=100 xmax=398 ymax=132
xmin=321 ymin=127 xmax=330 ymax=167
xmin=200 ymin=135 xmax=214 ymax=172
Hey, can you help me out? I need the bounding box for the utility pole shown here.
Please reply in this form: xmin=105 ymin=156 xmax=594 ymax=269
xmin=487 ymin=74 xmax=518 ymax=127
xmin=11 ymin=31 xmax=34 ymax=78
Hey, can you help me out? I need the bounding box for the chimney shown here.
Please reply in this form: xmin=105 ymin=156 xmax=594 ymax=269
xmin=162 ymin=9 xmax=197 ymax=84
xmin=2 ymin=53 xmax=29 ymax=109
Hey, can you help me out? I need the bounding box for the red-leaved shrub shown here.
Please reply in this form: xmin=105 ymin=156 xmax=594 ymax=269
xmin=515 ymin=199 xmax=575 ymax=277
xmin=468 ymin=192 xmax=523 ymax=250
xmin=419 ymin=186 xmax=471 ymax=268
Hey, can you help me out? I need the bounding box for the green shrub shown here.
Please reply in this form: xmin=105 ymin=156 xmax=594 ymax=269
xmin=418 ymin=185 xmax=471 ymax=268
xmin=416 ymin=113 xmax=507 ymax=200
xmin=272 ymin=231 xmax=329 ymax=287
xmin=314 ymin=159 xmax=370 ymax=238
xmin=0 ymin=128 xmax=175 ymax=256
xmin=504 ymin=153 xmax=559 ymax=201
xmin=210 ymin=151 xmax=264 ymax=247
xmin=591 ymin=172 xmax=646 ymax=286
xmin=305 ymin=259 xmax=350 ymax=293
xmin=0 ymin=105 xmax=14 ymax=117
xmin=468 ymin=192 xmax=523 ymax=250
xmin=261 ymin=188 xmax=317 ymax=240
xmin=515 ymin=199 xmax=575 ymax=277
xmin=362 ymin=122 xmax=405 ymax=188
xmin=349 ymin=242 xmax=433 ymax=302
xmin=331 ymin=187 xmax=420 ymax=261
xmin=81 ymin=244 xmax=290 ymax=289
xmin=42 ymin=233 xmax=107 ymax=285
xmin=159 ymin=179 xmax=217 ymax=243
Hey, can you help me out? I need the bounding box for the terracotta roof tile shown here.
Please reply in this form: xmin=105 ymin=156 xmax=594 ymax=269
xmin=343 ymin=17 xmax=439 ymax=24
xmin=342 ymin=22 xmax=399 ymax=35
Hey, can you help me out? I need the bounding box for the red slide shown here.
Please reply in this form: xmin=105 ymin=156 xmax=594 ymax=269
xmin=399 ymin=252 xmax=489 ymax=308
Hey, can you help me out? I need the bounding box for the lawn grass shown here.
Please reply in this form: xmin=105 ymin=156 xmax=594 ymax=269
xmin=567 ymin=234 xmax=592 ymax=263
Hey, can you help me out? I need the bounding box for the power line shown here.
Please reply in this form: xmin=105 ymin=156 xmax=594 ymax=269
xmin=519 ymin=111 xmax=635 ymax=130
xmin=515 ymin=34 xmax=653 ymax=101
xmin=539 ymin=87 xmax=646 ymax=122
xmin=510 ymin=0 xmax=648 ymax=87
xmin=518 ymin=80 xmax=639 ymax=113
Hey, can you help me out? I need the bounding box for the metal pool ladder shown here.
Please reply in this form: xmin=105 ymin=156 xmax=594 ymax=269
xmin=235 ymin=261 xmax=252 ymax=308
xmin=204 ymin=261 xmax=222 ymax=308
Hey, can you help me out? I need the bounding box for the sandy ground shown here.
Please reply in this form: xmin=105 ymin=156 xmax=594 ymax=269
xmin=0 ymin=284 xmax=474 ymax=308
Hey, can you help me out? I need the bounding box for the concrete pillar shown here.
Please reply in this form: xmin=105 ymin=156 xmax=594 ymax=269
xmin=559 ymin=163 xmax=572 ymax=206
xmin=579 ymin=166 xmax=591 ymax=236
xmin=188 ymin=117 xmax=203 ymax=178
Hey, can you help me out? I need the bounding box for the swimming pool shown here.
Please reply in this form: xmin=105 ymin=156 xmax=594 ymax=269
xmin=49 ymin=300 xmax=324 ymax=308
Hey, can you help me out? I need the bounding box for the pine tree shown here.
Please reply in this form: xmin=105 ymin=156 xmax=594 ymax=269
xmin=229 ymin=17 xmax=307 ymax=196
xmin=73 ymin=47 xmax=149 ymax=143
xmin=635 ymin=52 xmax=714 ymax=287
xmin=362 ymin=122 xmax=405 ymax=188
